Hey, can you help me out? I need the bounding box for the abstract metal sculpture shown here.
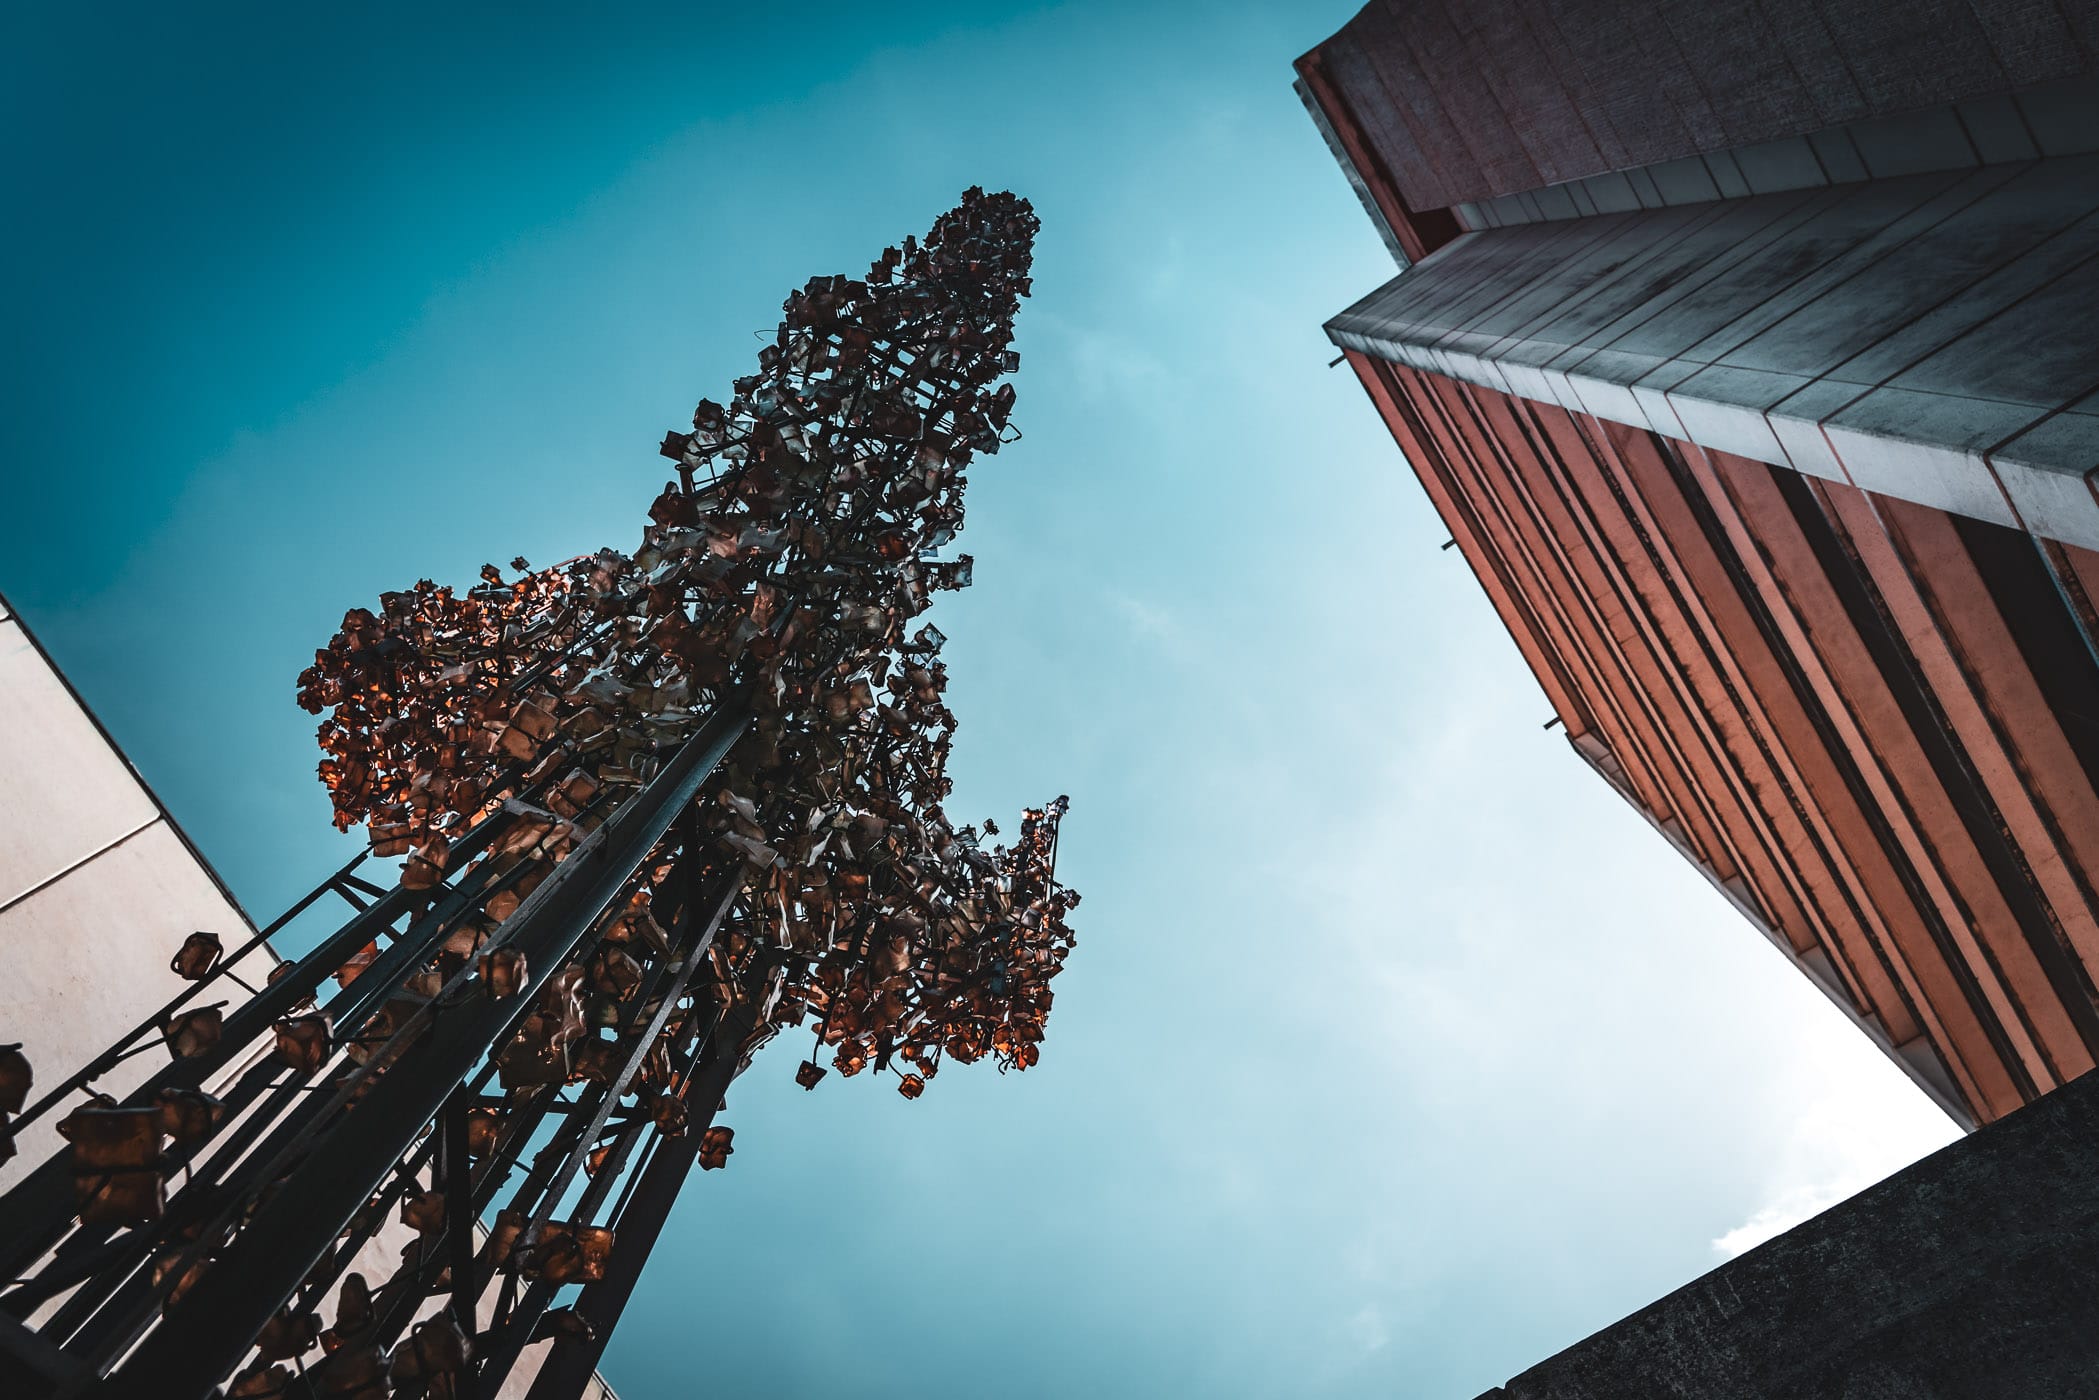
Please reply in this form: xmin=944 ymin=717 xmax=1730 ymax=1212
xmin=0 ymin=188 xmax=1077 ymax=1400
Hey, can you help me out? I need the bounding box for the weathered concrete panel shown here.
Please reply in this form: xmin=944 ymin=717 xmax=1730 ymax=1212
xmin=0 ymin=823 xmax=257 ymax=1189
xmin=0 ymin=617 xmax=158 ymax=908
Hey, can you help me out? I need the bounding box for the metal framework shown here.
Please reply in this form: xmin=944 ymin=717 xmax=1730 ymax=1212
xmin=0 ymin=189 xmax=1078 ymax=1400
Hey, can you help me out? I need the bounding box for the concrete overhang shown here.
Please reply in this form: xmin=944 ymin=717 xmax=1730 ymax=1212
xmin=1328 ymin=157 xmax=2099 ymax=551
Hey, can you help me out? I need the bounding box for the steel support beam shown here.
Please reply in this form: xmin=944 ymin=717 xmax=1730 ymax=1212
xmin=89 ymin=702 xmax=750 ymax=1400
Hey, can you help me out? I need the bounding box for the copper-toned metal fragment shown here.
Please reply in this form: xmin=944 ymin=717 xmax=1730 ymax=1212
xmin=533 ymin=1306 xmax=595 ymax=1342
xmin=162 ymin=1006 xmax=223 ymax=1060
xmin=465 ymin=1106 xmax=501 ymax=1157
xmin=228 ymin=1362 xmax=293 ymax=1398
xmin=401 ymin=1188 xmax=445 ymax=1237
xmin=154 ymin=1087 xmax=225 ymax=1143
xmin=522 ymin=1221 xmax=615 ymax=1284
xmin=698 ymin=1125 xmax=734 ymax=1170
xmin=479 ymin=945 xmax=529 ymax=999
xmin=389 ymin=1315 xmax=470 ymax=1388
xmin=254 ymin=1307 xmax=321 ymax=1362
xmin=58 ymin=1103 xmax=166 ymax=1224
xmin=309 ymin=1342 xmax=389 ymax=1400
xmin=271 ymin=1013 xmax=332 ymax=1074
xmin=170 ymin=930 xmax=223 ymax=981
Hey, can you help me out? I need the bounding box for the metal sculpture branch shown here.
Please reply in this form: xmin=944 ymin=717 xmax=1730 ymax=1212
xmin=0 ymin=188 xmax=1077 ymax=1400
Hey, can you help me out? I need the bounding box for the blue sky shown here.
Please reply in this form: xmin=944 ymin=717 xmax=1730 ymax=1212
xmin=2 ymin=4 xmax=1958 ymax=1396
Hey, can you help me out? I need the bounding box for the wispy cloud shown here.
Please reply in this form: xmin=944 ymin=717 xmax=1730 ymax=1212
xmin=1103 ymin=589 xmax=1205 ymax=667
xmin=1344 ymin=1304 xmax=1391 ymax=1355
xmin=1710 ymin=1039 xmax=1959 ymax=1259
xmin=1711 ymin=1175 xmax=1872 ymax=1258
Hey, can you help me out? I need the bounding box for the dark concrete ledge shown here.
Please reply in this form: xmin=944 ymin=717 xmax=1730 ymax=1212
xmin=1477 ymin=1069 xmax=2099 ymax=1399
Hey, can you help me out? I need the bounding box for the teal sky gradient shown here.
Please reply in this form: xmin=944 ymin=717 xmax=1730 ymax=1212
xmin=2 ymin=5 xmax=1957 ymax=1396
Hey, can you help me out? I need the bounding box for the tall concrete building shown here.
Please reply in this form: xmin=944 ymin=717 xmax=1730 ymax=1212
xmin=1300 ymin=0 xmax=2099 ymax=1132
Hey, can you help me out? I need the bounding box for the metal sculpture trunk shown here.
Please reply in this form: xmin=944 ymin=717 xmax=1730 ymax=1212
xmin=0 ymin=189 xmax=1078 ymax=1400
